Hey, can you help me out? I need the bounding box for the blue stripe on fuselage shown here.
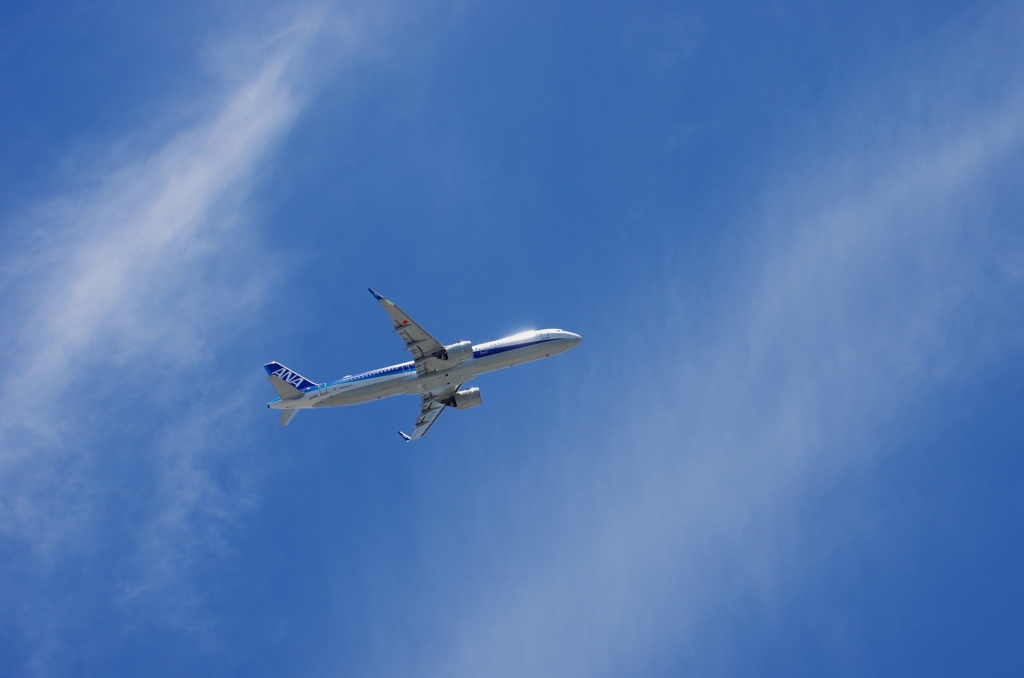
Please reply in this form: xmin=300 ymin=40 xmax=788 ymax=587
xmin=323 ymin=337 xmax=557 ymax=387
xmin=329 ymin=361 xmax=416 ymax=386
xmin=472 ymin=337 xmax=555 ymax=359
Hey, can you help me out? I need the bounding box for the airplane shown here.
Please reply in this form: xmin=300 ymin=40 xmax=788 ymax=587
xmin=264 ymin=289 xmax=582 ymax=441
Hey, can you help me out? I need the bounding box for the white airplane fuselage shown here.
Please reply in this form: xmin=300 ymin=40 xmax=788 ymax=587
xmin=267 ymin=329 xmax=581 ymax=412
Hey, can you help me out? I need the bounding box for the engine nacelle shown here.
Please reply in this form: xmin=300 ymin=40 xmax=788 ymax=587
xmin=441 ymin=340 xmax=473 ymax=363
xmin=441 ymin=387 xmax=482 ymax=410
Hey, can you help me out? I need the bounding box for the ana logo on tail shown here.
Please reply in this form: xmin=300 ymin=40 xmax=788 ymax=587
xmin=263 ymin=362 xmax=317 ymax=391
xmin=273 ymin=367 xmax=306 ymax=388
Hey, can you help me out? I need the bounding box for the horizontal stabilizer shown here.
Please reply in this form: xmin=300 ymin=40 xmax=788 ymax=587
xmin=280 ymin=409 xmax=299 ymax=427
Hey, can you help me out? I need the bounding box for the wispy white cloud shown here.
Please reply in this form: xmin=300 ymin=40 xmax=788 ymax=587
xmin=0 ymin=3 xmax=395 ymax=668
xmin=3 ymin=20 xmax=307 ymax=409
xmin=414 ymin=16 xmax=1024 ymax=678
xmin=0 ymin=9 xmax=306 ymax=548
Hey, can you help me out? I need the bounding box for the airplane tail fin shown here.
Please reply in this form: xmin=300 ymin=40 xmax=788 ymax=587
xmin=264 ymin=362 xmax=318 ymax=399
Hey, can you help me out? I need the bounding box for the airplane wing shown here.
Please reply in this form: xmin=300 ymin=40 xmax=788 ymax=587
xmin=399 ymin=384 xmax=461 ymax=442
xmin=368 ymin=289 xmax=446 ymax=375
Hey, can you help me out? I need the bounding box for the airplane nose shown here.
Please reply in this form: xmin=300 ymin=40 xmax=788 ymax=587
xmin=567 ymin=332 xmax=582 ymax=348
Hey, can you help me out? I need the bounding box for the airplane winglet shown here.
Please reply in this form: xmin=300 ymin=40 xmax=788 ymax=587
xmin=398 ymin=431 xmax=412 ymax=442
xmin=368 ymin=288 xmax=384 ymax=301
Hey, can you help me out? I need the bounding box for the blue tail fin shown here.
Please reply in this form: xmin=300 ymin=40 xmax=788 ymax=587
xmin=263 ymin=362 xmax=318 ymax=392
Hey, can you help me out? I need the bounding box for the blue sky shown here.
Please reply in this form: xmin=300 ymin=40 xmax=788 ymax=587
xmin=2 ymin=1 xmax=1023 ymax=675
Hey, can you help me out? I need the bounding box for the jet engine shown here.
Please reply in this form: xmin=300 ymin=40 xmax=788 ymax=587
xmin=440 ymin=387 xmax=482 ymax=410
xmin=441 ymin=340 xmax=473 ymax=363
